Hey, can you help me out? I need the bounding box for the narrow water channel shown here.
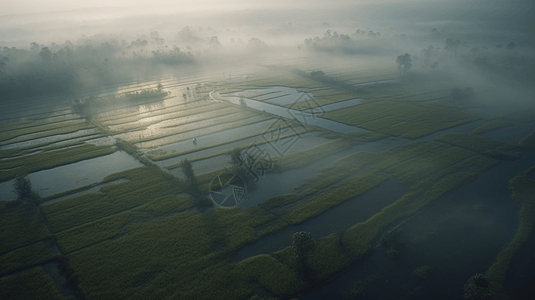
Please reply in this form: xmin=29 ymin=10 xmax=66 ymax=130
xmin=232 ymin=178 xmax=410 ymax=261
xmin=211 ymin=91 xmax=367 ymax=133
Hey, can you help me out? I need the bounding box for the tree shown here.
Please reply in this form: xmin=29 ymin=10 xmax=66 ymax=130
xmin=209 ymin=36 xmax=222 ymax=51
xmin=30 ymin=42 xmax=40 ymax=52
xmin=396 ymin=53 xmax=412 ymax=75
xmin=247 ymin=37 xmax=268 ymax=51
xmin=13 ymin=174 xmax=39 ymax=204
xmin=445 ymin=38 xmax=461 ymax=60
xmin=451 ymin=87 xmax=474 ymax=101
xmin=0 ymin=57 xmax=8 ymax=76
xmin=178 ymin=159 xmax=213 ymax=210
xmin=310 ymin=70 xmax=325 ymax=78
xmin=39 ymin=47 xmax=52 ymax=62
xmin=228 ymin=148 xmax=243 ymax=166
xmin=505 ymin=41 xmax=516 ymax=50
xmin=179 ymin=159 xmax=196 ymax=184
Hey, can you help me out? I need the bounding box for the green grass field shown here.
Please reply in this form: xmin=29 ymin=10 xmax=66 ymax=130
xmin=0 ymin=267 xmax=74 ymax=300
xmin=325 ymin=100 xmax=476 ymax=139
xmin=486 ymin=169 xmax=535 ymax=298
xmin=0 ymin=64 xmax=529 ymax=299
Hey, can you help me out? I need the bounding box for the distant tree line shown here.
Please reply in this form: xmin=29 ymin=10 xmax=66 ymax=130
xmin=0 ymin=33 xmax=195 ymax=101
xmin=289 ymin=67 xmax=363 ymax=94
xmin=300 ymin=29 xmax=382 ymax=55
xmin=399 ymin=36 xmax=531 ymax=84
xmin=71 ymin=86 xmax=170 ymax=118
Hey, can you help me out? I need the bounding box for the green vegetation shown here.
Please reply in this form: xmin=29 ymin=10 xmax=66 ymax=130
xmin=222 ymin=70 xmax=324 ymax=93
xmin=134 ymin=114 xmax=272 ymax=149
xmin=0 ymin=132 xmax=500 ymax=300
xmin=463 ymin=273 xmax=494 ymax=300
xmin=64 ymin=210 xmax=252 ymax=299
xmin=472 ymin=120 xmax=510 ymax=135
xmin=179 ymin=159 xmax=213 ymax=210
xmin=1 ymin=61 xmax=524 ymax=300
xmin=291 ymin=68 xmax=365 ymax=95
xmin=157 ymin=125 xmax=306 ymax=164
xmin=0 ymin=205 xmax=53 ymax=253
xmin=486 ymin=171 xmax=535 ymax=297
xmin=0 ymin=267 xmax=74 ymax=300
xmin=0 ymin=119 xmax=93 ymax=143
xmin=325 ymin=100 xmax=475 ymax=138
xmin=279 ymin=88 xmax=357 ymax=109
xmin=0 ymin=241 xmax=59 ymax=276
xmin=412 ymin=265 xmax=430 ymax=279
xmin=519 ymin=130 xmax=535 ymax=149
xmin=95 ymin=98 xmax=216 ymax=125
xmin=104 ymin=104 xmax=238 ymax=134
xmin=236 ymin=254 xmax=307 ymax=295
xmin=56 ymin=195 xmax=194 ymax=254
xmin=0 ymin=143 xmax=115 ymax=182
xmin=435 ymin=133 xmax=515 ymax=152
xmin=41 ymin=167 xmax=182 ymax=232
xmin=256 ymin=141 xmax=498 ymax=283
xmin=394 ymin=89 xmax=451 ymax=102
xmin=272 ymin=138 xmax=353 ymax=172
xmin=291 ymin=231 xmax=316 ymax=278
xmin=345 ymin=130 xmax=390 ymax=142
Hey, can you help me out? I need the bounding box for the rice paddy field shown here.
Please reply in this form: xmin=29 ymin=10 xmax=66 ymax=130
xmin=1 ymin=58 xmax=535 ymax=300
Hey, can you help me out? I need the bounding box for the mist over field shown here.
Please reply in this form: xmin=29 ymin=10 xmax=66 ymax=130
xmin=1 ymin=1 xmax=535 ymax=300
xmin=1 ymin=0 xmax=533 ymax=106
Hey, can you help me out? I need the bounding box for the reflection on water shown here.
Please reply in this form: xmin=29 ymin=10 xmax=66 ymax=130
xmin=226 ymin=86 xmax=308 ymax=105
xmin=0 ymin=129 xmax=101 ymax=150
xmin=28 ymin=151 xmax=142 ymax=198
xmin=212 ymin=91 xmax=367 ymax=133
xmin=481 ymin=122 xmax=535 ymax=145
xmin=189 ymin=132 xmax=334 ymax=175
xmin=300 ymin=150 xmax=535 ymax=300
xmin=233 ymin=178 xmax=410 ymax=261
xmin=0 ymin=179 xmax=16 ymax=201
xmin=147 ymin=119 xmax=277 ymax=153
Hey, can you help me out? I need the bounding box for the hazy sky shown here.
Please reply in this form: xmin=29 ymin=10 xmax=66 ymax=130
xmin=4 ymin=0 xmax=291 ymax=15
xmin=3 ymin=0 xmax=405 ymax=15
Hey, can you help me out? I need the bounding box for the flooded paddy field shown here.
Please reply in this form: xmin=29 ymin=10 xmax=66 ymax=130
xmin=1 ymin=58 xmax=534 ymax=300
xmin=29 ymin=151 xmax=142 ymax=198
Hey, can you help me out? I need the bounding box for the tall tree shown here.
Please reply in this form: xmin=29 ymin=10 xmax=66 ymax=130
xmin=396 ymin=53 xmax=412 ymax=75
xmin=179 ymin=159 xmax=196 ymax=184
